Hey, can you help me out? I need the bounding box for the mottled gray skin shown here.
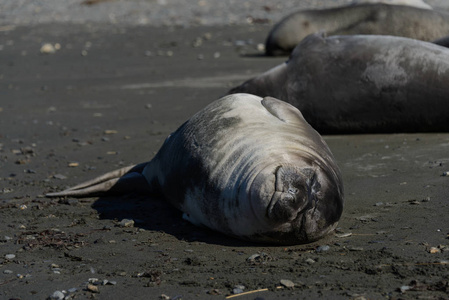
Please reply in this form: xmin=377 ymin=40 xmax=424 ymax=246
xmin=47 ymin=94 xmax=344 ymax=245
xmin=266 ymin=3 xmax=449 ymax=56
xmin=231 ymin=34 xmax=449 ymax=134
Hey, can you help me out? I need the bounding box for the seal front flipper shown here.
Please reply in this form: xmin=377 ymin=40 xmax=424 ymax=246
xmin=46 ymin=162 xmax=154 ymax=197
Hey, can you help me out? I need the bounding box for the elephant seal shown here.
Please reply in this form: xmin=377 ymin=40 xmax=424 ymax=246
xmin=231 ymin=34 xmax=449 ymax=134
xmin=351 ymin=0 xmax=432 ymax=9
xmin=266 ymin=3 xmax=449 ymax=56
xmin=47 ymin=94 xmax=344 ymax=245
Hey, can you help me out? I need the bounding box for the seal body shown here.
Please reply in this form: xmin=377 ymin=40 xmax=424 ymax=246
xmin=231 ymin=34 xmax=449 ymax=134
xmin=266 ymin=3 xmax=449 ymax=56
xmin=351 ymin=0 xmax=432 ymax=10
xmin=47 ymin=94 xmax=344 ymax=245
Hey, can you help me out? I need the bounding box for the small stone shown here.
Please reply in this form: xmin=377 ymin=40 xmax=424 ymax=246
xmin=5 ymin=254 xmax=16 ymax=260
xmin=256 ymin=43 xmax=265 ymax=51
xmin=3 ymin=270 xmax=13 ymax=274
xmin=247 ymin=254 xmax=260 ymax=261
xmin=349 ymin=247 xmax=364 ymax=251
xmin=305 ymin=258 xmax=316 ymax=264
xmin=50 ymin=290 xmax=65 ymax=300
xmin=335 ymin=232 xmax=352 ymax=238
xmin=399 ymin=285 xmax=410 ymax=293
xmin=106 ymin=280 xmax=117 ymax=285
xmin=160 ymin=294 xmax=170 ymax=300
xmin=280 ymin=279 xmax=295 ymax=288
xmin=429 ymin=247 xmax=441 ymax=254
xmin=104 ymin=130 xmax=118 ymax=134
xmin=233 ymin=288 xmax=244 ymax=294
xmin=68 ymin=288 xmax=78 ymax=293
xmin=442 ymin=171 xmax=449 ymax=176
xmin=120 ymin=219 xmax=134 ymax=227
xmin=53 ymin=174 xmax=67 ymax=180
xmin=87 ymin=284 xmax=99 ymax=293
xmin=40 ymin=43 xmax=56 ymax=54
xmin=316 ymin=245 xmax=330 ymax=252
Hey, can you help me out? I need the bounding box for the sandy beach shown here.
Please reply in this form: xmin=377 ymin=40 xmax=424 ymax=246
xmin=1 ymin=1 xmax=449 ymax=299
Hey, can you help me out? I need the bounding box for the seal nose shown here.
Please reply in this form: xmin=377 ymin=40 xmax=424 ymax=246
xmin=268 ymin=166 xmax=317 ymax=223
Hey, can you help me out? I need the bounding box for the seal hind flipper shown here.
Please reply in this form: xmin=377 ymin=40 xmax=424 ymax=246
xmin=46 ymin=162 xmax=153 ymax=197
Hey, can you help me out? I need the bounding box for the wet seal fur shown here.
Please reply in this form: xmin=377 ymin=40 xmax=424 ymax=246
xmin=47 ymin=94 xmax=344 ymax=245
xmin=266 ymin=3 xmax=449 ymax=56
xmin=231 ymin=34 xmax=449 ymax=134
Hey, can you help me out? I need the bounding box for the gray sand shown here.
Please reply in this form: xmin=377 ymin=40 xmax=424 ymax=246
xmin=1 ymin=1 xmax=448 ymax=299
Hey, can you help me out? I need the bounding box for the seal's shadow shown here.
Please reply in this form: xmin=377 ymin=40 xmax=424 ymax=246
xmin=92 ymin=194 xmax=256 ymax=247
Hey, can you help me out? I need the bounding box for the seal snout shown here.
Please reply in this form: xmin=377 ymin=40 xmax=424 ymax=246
xmin=267 ymin=166 xmax=318 ymax=223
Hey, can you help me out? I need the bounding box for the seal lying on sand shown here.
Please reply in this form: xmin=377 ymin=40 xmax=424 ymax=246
xmin=47 ymin=94 xmax=344 ymax=245
xmin=265 ymin=3 xmax=449 ymax=56
xmin=231 ymin=34 xmax=449 ymax=134
xmin=351 ymin=0 xmax=432 ymax=10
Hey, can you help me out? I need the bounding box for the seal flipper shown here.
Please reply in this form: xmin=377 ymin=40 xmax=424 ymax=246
xmin=46 ymin=162 xmax=154 ymax=198
xmin=261 ymin=97 xmax=306 ymax=125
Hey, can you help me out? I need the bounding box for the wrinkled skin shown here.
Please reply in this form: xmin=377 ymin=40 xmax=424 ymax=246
xmin=231 ymin=34 xmax=449 ymax=134
xmin=47 ymin=94 xmax=344 ymax=245
xmin=266 ymin=3 xmax=449 ymax=56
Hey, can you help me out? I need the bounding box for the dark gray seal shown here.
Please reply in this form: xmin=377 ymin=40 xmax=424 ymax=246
xmin=47 ymin=94 xmax=344 ymax=245
xmin=231 ymin=34 xmax=449 ymax=134
xmin=266 ymin=3 xmax=449 ymax=56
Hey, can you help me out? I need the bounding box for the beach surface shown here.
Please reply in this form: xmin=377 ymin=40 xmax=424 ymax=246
xmin=1 ymin=1 xmax=449 ymax=299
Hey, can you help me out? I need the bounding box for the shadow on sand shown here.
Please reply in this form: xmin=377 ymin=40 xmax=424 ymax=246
xmin=91 ymin=194 xmax=262 ymax=247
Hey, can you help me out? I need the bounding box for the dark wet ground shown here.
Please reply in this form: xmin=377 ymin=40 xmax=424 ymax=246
xmin=1 ymin=22 xmax=449 ymax=300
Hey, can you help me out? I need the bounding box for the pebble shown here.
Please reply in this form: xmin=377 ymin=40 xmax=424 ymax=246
xmin=50 ymin=290 xmax=65 ymax=300
xmin=120 ymin=219 xmax=134 ymax=227
xmin=3 ymin=270 xmax=13 ymax=274
xmin=429 ymin=247 xmax=441 ymax=254
xmin=349 ymin=247 xmax=364 ymax=251
xmin=305 ymin=258 xmax=316 ymax=264
xmin=335 ymin=232 xmax=352 ymax=238
xmin=443 ymin=171 xmax=449 ymax=176
xmin=316 ymin=245 xmax=330 ymax=252
xmin=87 ymin=283 xmax=99 ymax=293
xmin=5 ymin=254 xmax=16 ymax=260
xmin=233 ymin=285 xmax=245 ymax=294
xmin=68 ymin=288 xmax=78 ymax=293
xmin=40 ymin=43 xmax=56 ymax=54
xmin=280 ymin=279 xmax=295 ymax=288
xmin=399 ymin=285 xmax=410 ymax=293
xmin=247 ymin=253 xmax=260 ymax=261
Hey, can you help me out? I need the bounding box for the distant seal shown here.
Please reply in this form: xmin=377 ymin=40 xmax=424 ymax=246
xmin=351 ymin=0 xmax=432 ymax=10
xmin=231 ymin=34 xmax=449 ymax=134
xmin=266 ymin=3 xmax=449 ymax=56
xmin=47 ymin=94 xmax=344 ymax=245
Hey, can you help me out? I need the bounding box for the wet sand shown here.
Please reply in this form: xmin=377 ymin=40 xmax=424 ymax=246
xmin=1 ymin=3 xmax=449 ymax=300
